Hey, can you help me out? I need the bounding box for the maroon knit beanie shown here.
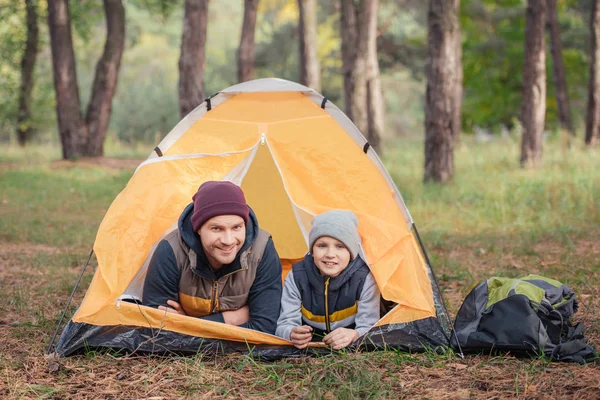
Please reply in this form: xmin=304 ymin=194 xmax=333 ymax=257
xmin=191 ymin=181 xmax=249 ymax=232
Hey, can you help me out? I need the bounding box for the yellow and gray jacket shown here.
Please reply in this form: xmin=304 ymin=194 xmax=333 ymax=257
xmin=275 ymin=254 xmax=380 ymax=341
xmin=142 ymin=203 xmax=282 ymax=334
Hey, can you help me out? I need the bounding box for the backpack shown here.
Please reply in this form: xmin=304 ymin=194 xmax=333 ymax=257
xmin=451 ymin=274 xmax=596 ymax=363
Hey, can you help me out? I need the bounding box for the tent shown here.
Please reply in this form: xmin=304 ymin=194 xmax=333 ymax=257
xmin=50 ymin=78 xmax=451 ymax=358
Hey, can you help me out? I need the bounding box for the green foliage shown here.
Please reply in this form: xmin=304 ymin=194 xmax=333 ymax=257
xmin=0 ymin=0 xmax=27 ymax=136
xmin=108 ymin=30 xmax=181 ymax=143
xmin=69 ymin=0 xmax=105 ymax=42
xmin=461 ymin=0 xmax=591 ymax=132
xmin=131 ymin=0 xmax=180 ymax=21
xmin=254 ymin=0 xmax=344 ymax=103
xmin=461 ymin=0 xmax=526 ymax=131
xmin=0 ymin=0 xmax=594 ymax=145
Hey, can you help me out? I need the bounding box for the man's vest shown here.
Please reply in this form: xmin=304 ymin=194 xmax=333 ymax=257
xmin=292 ymin=257 xmax=370 ymax=338
xmin=163 ymin=228 xmax=271 ymax=317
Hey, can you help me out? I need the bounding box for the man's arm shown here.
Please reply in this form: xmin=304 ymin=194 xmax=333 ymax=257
xmin=142 ymin=240 xmax=181 ymax=308
xmin=143 ymin=241 xmax=232 ymax=323
xmin=238 ymin=238 xmax=282 ymax=333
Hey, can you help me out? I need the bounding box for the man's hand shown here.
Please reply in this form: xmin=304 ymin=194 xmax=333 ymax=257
xmin=323 ymin=328 xmax=359 ymax=350
xmin=222 ymin=305 xmax=250 ymax=326
xmin=289 ymin=325 xmax=313 ymax=349
xmin=158 ymin=300 xmax=187 ymax=316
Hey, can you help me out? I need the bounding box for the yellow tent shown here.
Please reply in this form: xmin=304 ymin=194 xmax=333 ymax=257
xmin=52 ymin=78 xmax=450 ymax=357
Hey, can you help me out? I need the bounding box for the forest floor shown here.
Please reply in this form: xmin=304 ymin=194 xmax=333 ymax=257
xmin=1 ymin=235 xmax=598 ymax=399
xmin=1 ymin=138 xmax=599 ymax=399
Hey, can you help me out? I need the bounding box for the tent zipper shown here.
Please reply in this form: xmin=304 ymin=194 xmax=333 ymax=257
xmin=324 ymin=277 xmax=331 ymax=333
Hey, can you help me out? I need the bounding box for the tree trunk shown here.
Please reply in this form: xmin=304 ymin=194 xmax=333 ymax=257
xmin=47 ymin=0 xmax=87 ymax=159
xmin=85 ymin=0 xmax=125 ymax=157
xmin=298 ymin=0 xmax=320 ymax=91
xmin=586 ymin=0 xmax=600 ymax=146
xmin=365 ymin=0 xmax=384 ymax=153
xmin=520 ymin=0 xmax=546 ymax=167
xmin=238 ymin=0 xmax=259 ymax=83
xmin=341 ymin=1 xmax=357 ymax=123
xmin=452 ymin=0 xmax=463 ymax=143
xmin=547 ymin=0 xmax=574 ymax=136
xmin=178 ymin=0 xmax=209 ymax=118
xmin=424 ymin=0 xmax=459 ymax=183
xmin=16 ymin=0 xmax=39 ymax=146
xmin=340 ymin=0 xmax=368 ymax=136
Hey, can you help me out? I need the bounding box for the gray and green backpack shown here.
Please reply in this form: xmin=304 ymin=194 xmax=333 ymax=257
xmin=451 ymin=274 xmax=596 ymax=363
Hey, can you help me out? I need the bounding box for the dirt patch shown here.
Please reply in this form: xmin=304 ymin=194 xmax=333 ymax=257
xmin=50 ymin=157 xmax=144 ymax=170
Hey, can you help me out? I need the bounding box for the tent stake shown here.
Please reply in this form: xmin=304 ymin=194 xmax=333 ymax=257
xmin=412 ymin=223 xmax=465 ymax=359
xmin=46 ymin=249 xmax=94 ymax=355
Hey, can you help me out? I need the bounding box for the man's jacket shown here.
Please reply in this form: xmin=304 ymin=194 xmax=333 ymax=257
xmin=142 ymin=203 xmax=282 ymax=334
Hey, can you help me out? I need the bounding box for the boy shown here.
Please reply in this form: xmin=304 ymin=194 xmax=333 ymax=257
xmin=276 ymin=210 xmax=380 ymax=349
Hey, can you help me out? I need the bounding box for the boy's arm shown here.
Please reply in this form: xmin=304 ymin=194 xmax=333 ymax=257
xmin=354 ymin=273 xmax=381 ymax=337
xmin=275 ymin=272 xmax=303 ymax=340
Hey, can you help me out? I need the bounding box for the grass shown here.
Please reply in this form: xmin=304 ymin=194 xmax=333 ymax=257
xmin=386 ymin=135 xmax=599 ymax=238
xmin=0 ymin=136 xmax=599 ymax=399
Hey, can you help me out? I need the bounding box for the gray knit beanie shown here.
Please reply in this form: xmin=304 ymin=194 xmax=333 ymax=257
xmin=308 ymin=210 xmax=361 ymax=259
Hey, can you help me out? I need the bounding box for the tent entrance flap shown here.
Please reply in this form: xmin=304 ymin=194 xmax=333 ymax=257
xmin=241 ymin=140 xmax=307 ymax=277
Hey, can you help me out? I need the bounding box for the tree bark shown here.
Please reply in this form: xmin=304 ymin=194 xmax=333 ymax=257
xmin=452 ymin=0 xmax=463 ymax=143
xmin=520 ymin=0 xmax=546 ymax=167
xmin=298 ymin=0 xmax=320 ymax=91
xmin=547 ymin=0 xmax=574 ymax=136
xmin=179 ymin=0 xmax=209 ymax=118
xmin=238 ymin=0 xmax=259 ymax=83
xmin=16 ymin=0 xmax=39 ymax=146
xmin=48 ymin=0 xmax=125 ymax=159
xmin=365 ymin=0 xmax=384 ymax=152
xmin=424 ymin=0 xmax=459 ymax=183
xmin=341 ymin=0 xmax=368 ymax=136
xmin=47 ymin=0 xmax=88 ymax=159
xmin=586 ymin=0 xmax=600 ymax=146
xmin=341 ymin=1 xmax=357 ymax=123
xmin=85 ymin=0 xmax=125 ymax=157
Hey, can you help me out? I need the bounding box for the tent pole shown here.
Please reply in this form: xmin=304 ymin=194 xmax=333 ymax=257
xmin=412 ymin=223 xmax=464 ymax=358
xmin=46 ymin=249 xmax=94 ymax=355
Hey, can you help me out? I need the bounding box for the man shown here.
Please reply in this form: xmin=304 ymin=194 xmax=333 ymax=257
xmin=142 ymin=181 xmax=282 ymax=334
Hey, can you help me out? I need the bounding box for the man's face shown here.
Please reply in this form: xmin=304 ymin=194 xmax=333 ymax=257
xmin=199 ymin=215 xmax=246 ymax=270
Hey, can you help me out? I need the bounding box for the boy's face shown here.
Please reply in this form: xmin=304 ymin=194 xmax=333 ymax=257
xmin=198 ymin=214 xmax=246 ymax=270
xmin=312 ymin=236 xmax=351 ymax=278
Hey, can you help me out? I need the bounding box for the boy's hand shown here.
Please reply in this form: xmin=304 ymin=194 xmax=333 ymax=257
xmin=289 ymin=325 xmax=313 ymax=349
xmin=323 ymin=328 xmax=359 ymax=350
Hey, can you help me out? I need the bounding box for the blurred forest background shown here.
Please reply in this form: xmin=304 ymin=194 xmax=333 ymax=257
xmin=0 ymin=0 xmax=598 ymax=174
